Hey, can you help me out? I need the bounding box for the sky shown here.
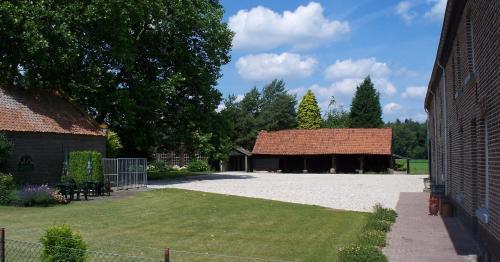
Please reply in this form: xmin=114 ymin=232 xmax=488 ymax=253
xmin=216 ymin=0 xmax=447 ymax=122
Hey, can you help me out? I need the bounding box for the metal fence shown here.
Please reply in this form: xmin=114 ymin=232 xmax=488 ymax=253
xmin=1 ymin=227 xmax=294 ymax=262
xmin=102 ymin=158 xmax=147 ymax=190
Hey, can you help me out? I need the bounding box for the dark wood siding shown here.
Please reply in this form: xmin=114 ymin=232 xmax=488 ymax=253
xmin=4 ymin=132 xmax=106 ymax=184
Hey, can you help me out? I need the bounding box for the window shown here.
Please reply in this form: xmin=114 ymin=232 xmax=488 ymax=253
xmin=171 ymin=153 xmax=180 ymax=166
xmin=453 ymin=42 xmax=462 ymax=98
xmin=465 ymin=12 xmax=475 ymax=79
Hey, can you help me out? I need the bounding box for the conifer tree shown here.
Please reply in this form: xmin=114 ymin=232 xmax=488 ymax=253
xmin=349 ymin=77 xmax=384 ymax=128
xmin=297 ymin=90 xmax=322 ymax=129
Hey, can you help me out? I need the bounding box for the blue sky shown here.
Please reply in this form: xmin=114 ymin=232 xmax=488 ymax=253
xmin=216 ymin=0 xmax=447 ymax=122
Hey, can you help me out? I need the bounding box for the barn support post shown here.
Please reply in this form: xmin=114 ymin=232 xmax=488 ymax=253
xmin=330 ymin=155 xmax=336 ymax=173
xmin=302 ymin=157 xmax=308 ymax=173
xmin=244 ymin=155 xmax=248 ymax=172
xmin=359 ymin=156 xmax=365 ymax=174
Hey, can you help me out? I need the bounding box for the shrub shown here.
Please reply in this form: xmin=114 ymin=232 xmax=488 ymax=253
xmin=373 ymin=204 xmax=397 ymax=222
xmin=106 ymin=130 xmax=123 ymax=158
xmin=68 ymin=151 xmax=103 ymax=183
xmin=40 ymin=225 xmax=86 ymax=262
xmin=366 ymin=218 xmax=393 ymax=232
xmin=186 ymin=160 xmax=210 ymax=172
xmin=358 ymin=230 xmax=387 ymax=247
xmin=0 ymin=132 xmax=13 ymax=166
xmin=338 ymin=244 xmax=387 ymax=262
xmin=0 ymin=173 xmax=14 ymax=205
xmin=19 ymin=185 xmax=54 ymax=207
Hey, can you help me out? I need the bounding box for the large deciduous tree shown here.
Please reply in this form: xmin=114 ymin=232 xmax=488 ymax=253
xmin=349 ymin=77 xmax=383 ymax=128
xmin=0 ymin=0 xmax=233 ymax=157
xmin=297 ymin=90 xmax=322 ymax=129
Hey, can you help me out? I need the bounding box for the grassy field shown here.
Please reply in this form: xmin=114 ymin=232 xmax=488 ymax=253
xmin=0 ymin=188 xmax=369 ymax=261
xmin=395 ymin=159 xmax=429 ymax=174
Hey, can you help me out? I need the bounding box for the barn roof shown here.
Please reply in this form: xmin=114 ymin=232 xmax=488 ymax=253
xmin=0 ymin=86 xmax=105 ymax=136
xmin=252 ymin=128 xmax=392 ymax=155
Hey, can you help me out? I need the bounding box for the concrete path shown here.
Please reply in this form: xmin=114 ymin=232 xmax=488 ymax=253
xmin=149 ymin=172 xmax=427 ymax=212
xmin=383 ymin=192 xmax=480 ymax=262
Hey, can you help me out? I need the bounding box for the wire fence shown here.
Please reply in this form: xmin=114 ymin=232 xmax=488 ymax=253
xmin=1 ymin=227 xmax=295 ymax=262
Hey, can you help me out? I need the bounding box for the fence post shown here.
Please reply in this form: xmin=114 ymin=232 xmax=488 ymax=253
xmin=406 ymin=159 xmax=410 ymax=174
xmin=164 ymin=247 xmax=170 ymax=262
xmin=0 ymin=228 xmax=5 ymax=262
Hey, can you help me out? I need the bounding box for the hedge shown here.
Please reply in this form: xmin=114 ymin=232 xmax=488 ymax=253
xmin=68 ymin=151 xmax=103 ymax=183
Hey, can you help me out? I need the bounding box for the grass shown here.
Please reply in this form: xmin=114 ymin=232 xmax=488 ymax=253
xmin=0 ymin=188 xmax=369 ymax=261
xmin=395 ymin=159 xmax=428 ymax=174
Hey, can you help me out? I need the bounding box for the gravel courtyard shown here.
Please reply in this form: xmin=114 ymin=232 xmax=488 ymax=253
xmin=149 ymin=172 xmax=427 ymax=212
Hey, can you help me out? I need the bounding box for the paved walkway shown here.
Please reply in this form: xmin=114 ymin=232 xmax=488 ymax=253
xmin=383 ymin=192 xmax=480 ymax=262
xmin=149 ymin=172 xmax=426 ymax=211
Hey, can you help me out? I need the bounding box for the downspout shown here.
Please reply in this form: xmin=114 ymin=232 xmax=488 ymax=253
xmin=437 ymin=61 xmax=449 ymax=195
xmin=425 ymin=89 xmax=435 ymax=181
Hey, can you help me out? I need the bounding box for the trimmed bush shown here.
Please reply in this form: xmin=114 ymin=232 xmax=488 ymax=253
xmin=40 ymin=225 xmax=86 ymax=262
xmin=338 ymin=244 xmax=387 ymax=262
xmin=0 ymin=173 xmax=14 ymax=205
xmin=68 ymin=151 xmax=103 ymax=183
xmin=186 ymin=160 xmax=210 ymax=172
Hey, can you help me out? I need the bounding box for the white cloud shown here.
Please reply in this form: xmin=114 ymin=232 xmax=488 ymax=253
xmin=384 ymin=102 xmax=403 ymax=115
xmin=323 ymin=58 xmax=396 ymax=96
xmin=424 ymin=0 xmax=447 ymax=21
xmin=236 ymin=52 xmax=317 ymax=81
xmin=324 ymin=58 xmax=390 ymax=81
xmin=229 ymin=2 xmax=350 ymax=50
xmin=235 ymin=94 xmax=244 ymax=102
xmin=396 ymin=1 xmax=417 ymax=23
xmin=401 ymin=86 xmax=427 ymax=99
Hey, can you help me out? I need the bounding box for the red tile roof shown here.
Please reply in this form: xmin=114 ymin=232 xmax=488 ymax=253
xmin=0 ymin=86 xmax=105 ymax=136
xmin=252 ymin=128 xmax=392 ymax=155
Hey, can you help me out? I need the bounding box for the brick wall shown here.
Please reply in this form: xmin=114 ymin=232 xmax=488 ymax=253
xmin=426 ymin=0 xmax=499 ymax=260
xmin=4 ymin=132 xmax=106 ymax=184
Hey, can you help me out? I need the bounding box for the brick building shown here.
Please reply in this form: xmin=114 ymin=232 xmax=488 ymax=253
xmin=251 ymin=128 xmax=392 ymax=173
xmin=0 ymin=86 xmax=106 ymax=184
xmin=425 ymin=0 xmax=499 ymax=260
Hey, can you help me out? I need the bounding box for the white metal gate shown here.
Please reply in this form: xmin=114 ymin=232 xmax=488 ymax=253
xmin=102 ymin=158 xmax=147 ymax=190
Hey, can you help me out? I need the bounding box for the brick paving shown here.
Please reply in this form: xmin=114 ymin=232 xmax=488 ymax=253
xmin=383 ymin=192 xmax=480 ymax=262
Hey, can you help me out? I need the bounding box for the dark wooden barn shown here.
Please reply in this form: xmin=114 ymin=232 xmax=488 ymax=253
xmin=251 ymin=128 xmax=392 ymax=173
xmin=0 ymin=86 xmax=106 ymax=184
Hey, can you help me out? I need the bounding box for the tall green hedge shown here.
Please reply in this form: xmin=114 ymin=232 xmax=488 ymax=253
xmin=68 ymin=151 xmax=103 ymax=183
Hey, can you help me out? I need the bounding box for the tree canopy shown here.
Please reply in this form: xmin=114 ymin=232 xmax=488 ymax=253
xmin=297 ymin=90 xmax=322 ymax=129
xmin=323 ymin=96 xmax=350 ymax=128
xmin=349 ymin=77 xmax=384 ymax=128
xmin=221 ymin=79 xmax=297 ymax=150
xmin=386 ymin=119 xmax=428 ymax=159
xmin=0 ymin=0 xmax=233 ymax=157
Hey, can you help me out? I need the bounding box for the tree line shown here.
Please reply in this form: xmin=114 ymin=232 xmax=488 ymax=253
xmin=0 ymin=0 xmax=427 ymax=161
xmin=221 ymin=77 xmax=428 ymax=159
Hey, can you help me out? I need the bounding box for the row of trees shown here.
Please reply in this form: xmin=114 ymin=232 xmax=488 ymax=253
xmin=0 ymin=1 xmax=426 ymax=161
xmin=221 ymin=77 xmax=427 ymax=159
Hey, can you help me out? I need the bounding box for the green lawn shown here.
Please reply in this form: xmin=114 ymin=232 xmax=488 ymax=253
xmin=395 ymin=159 xmax=429 ymax=174
xmin=0 ymin=188 xmax=369 ymax=261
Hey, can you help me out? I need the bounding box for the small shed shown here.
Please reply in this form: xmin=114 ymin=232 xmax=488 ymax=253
xmin=0 ymin=86 xmax=106 ymax=184
xmin=227 ymin=147 xmax=252 ymax=172
xmin=252 ymin=128 xmax=392 ymax=173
